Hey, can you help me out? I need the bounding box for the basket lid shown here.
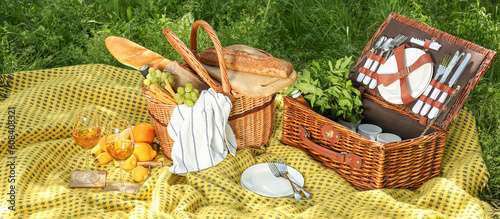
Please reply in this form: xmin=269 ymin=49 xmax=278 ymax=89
xmin=350 ymin=13 xmax=497 ymax=132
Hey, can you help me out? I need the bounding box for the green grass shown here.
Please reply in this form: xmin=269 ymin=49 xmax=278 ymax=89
xmin=1 ymin=0 xmax=499 ymax=197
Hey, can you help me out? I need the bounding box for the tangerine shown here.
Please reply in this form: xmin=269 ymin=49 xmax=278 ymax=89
xmin=133 ymin=122 xmax=155 ymax=144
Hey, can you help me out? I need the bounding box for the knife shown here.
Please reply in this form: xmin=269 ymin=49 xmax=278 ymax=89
xmin=420 ymin=51 xmax=464 ymax=116
xmin=427 ymin=53 xmax=471 ymax=119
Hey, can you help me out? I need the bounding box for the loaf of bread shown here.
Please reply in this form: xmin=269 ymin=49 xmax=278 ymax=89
xmin=105 ymin=36 xmax=173 ymax=70
xmin=198 ymin=47 xmax=294 ymax=79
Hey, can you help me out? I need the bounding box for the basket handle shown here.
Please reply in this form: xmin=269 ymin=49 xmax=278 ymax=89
xmin=162 ymin=21 xmax=235 ymax=101
xmin=298 ymin=125 xmax=363 ymax=169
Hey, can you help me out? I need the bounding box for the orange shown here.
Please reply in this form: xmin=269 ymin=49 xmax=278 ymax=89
xmin=133 ymin=142 xmax=157 ymax=162
xmin=132 ymin=123 xmax=155 ymax=144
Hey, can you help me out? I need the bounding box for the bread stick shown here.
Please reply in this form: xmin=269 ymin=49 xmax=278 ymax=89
xmin=146 ymin=90 xmax=176 ymax=105
xmin=163 ymin=79 xmax=176 ymax=97
xmin=149 ymin=84 xmax=177 ymax=104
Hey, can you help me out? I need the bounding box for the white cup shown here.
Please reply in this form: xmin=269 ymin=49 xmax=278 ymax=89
xmin=376 ymin=133 xmax=402 ymax=143
xmin=357 ymin=124 xmax=382 ymax=141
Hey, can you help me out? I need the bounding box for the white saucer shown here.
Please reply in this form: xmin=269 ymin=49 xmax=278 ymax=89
xmin=240 ymin=163 xmax=304 ymax=197
xmin=377 ymin=48 xmax=433 ymax=104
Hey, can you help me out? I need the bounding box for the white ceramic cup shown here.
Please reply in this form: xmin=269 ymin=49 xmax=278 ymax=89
xmin=376 ymin=133 xmax=402 ymax=143
xmin=357 ymin=124 xmax=382 ymax=141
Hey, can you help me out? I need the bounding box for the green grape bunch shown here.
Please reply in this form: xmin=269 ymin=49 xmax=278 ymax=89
xmin=174 ymin=81 xmax=200 ymax=107
xmin=143 ymin=67 xmax=175 ymax=88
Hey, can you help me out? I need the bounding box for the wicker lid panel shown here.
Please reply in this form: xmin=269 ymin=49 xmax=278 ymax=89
xmin=350 ymin=13 xmax=497 ymax=131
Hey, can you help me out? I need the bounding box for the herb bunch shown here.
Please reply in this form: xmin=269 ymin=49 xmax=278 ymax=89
xmin=285 ymin=56 xmax=363 ymax=123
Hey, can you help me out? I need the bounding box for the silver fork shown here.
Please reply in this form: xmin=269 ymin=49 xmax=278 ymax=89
xmin=268 ymin=162 xmax=301 ymax=201
xmin=385 ymin=35 xmax=408 ymax=58
xmin=412 ymin=54 xmax=452 ymax=114
xmin=276 ymin=159 xmax=312 ymax=199
xmin=367 ymin=34 xmax=408 ymax=89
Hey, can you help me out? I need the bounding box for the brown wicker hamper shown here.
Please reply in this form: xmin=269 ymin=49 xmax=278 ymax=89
xmin=281 ymin=13 xmax=497 ymax=190
xmin=142 ymin=20 xmax=278 ymax=159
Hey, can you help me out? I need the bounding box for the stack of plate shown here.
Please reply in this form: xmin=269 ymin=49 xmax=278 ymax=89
xmin=240 ymin=163 xmax=305 ymax=197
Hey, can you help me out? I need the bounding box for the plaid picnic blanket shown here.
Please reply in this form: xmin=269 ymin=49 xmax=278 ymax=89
xmin=0 ymin=64 xmax=497 ymax=218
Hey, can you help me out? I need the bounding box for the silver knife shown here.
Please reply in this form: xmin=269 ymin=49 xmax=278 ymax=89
xmin=427 ymin=53 xmax=471 ymax=119
xmin=420 ymin=51 xmax=464 ymax=116
xmin=447 ymin=53 xmax=471 ymax=87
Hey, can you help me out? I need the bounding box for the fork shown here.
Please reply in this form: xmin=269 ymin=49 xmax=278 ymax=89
xmin=412 ymin=54 xmax=452 ymax=114
xmin=367 ymin=34 xmax=408 ymax=89
xmin=276 ymin=159 xmax=312 ymax=199
xmin=268 ymin=162 xmax=301 ymax=201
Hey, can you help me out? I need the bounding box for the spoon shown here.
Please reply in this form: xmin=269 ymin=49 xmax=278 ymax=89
xmin=356 ymin=35 xmax=387 ymax=82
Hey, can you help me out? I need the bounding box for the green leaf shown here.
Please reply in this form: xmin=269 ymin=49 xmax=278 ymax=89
xmin=126 ymin=6 xmax=132 ymax=21
xmin=335 ymin=59 xmax=341 ymax=69
xmin=296 ymin=83 xmax=323 ymax=95
xmin=283 ymin=86 xmax=294 ymax=95
xmin=339 ymin=99 xmax=349 ymax=107
xmin=342 ymin=89 xmax=351 ymax=98
xmin=310 ymin=95 xmax=317 ymax=107
xmin=340 ymin=56 xmax=352 ymax=69
xmin=302 ymin=69 xmax=311 ymax=82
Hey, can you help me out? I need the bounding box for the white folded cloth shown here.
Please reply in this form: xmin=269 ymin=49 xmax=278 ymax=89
xmin=167 ymin=88 xmax=237 ymax=174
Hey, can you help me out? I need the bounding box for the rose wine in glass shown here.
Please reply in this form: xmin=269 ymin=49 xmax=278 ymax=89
xmin=105 ymin=120 xmax=135 ymax=192
xmin=73 ymin=109 xmax=101 ymax=184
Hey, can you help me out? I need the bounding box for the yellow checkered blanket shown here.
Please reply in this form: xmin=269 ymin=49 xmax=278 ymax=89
xmin=0 ymin=64 xmax=497 ymax=218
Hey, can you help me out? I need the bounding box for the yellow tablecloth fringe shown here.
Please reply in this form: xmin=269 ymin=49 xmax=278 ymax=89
xmin=0 ymin=64 xmax=496 ymax=218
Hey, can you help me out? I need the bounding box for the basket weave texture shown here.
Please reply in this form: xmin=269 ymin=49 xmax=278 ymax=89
xmin=282 ymin=96 xmax=447 ymax=190
xmin=142 ymin=20 xmax=275 ymax=159
xmin=281 ymin=13 xmax=497 ymax=191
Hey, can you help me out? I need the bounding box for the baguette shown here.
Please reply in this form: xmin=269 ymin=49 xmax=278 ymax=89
xmin=198 ymin=47 xmax=293 ymax=79
xmin=105 ymin=36 xmax=173 ymax=71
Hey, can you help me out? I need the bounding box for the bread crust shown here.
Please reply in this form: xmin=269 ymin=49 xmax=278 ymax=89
xmin=105 ymin=36 xmax=173 ymax=70
xmin=198 ymin=47 xmax=293 ymax=78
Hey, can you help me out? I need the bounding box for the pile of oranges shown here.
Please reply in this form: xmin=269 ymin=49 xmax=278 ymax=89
xmin=132 ymin=122 xmax=157 ymax=162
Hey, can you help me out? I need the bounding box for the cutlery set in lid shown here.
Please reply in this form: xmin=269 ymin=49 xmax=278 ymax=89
xmin=354 ymin=29 xmax=474 ymax=125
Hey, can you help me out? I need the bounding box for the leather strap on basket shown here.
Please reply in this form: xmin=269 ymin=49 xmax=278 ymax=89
xmin=423 ymin=37 xmax=437 ymax=52
xmin=377 ymin=45 xmax=433 ymax=104
xmin=298 ymin=125 xmax=362 ymax=169
xmin=367 ymin=52 xmax=388 ymax=64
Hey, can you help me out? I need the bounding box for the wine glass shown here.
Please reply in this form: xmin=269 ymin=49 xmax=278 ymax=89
xmin=73 ymin=109 xmax=101 ymax=184
xmin=105 ymin=120 xmax=135 ymax=192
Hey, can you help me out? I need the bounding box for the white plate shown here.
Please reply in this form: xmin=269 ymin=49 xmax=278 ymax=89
xmin=377 ymin=48 xmax=433 ymax=104
xmin=240 ymin=163 xmax=304 ymax=197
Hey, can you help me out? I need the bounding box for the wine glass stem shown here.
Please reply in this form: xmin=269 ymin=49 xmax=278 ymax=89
xmin=85 ymin=149 xmax=90 ymax=172
xmin=120 ymin=163 xmax=125 ymax=189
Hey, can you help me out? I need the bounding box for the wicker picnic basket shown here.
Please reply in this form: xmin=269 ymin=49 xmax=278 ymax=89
xmin=142 ymin=20 xmax=275 ymax=159
xmin=281 ymin=13 xmax=497 ymax=190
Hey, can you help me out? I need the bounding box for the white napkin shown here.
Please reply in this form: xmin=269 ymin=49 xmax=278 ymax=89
xmin=167 ymin=88 xmax=237 ymax=174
